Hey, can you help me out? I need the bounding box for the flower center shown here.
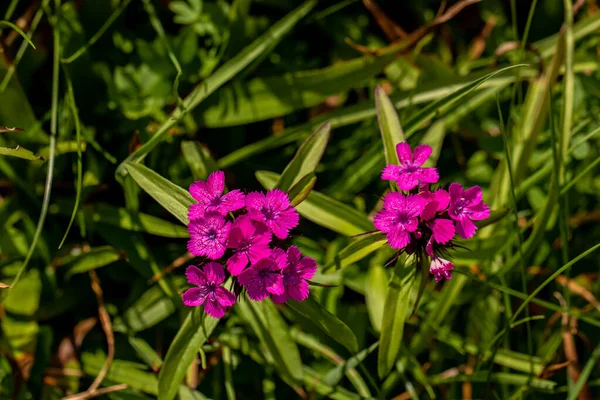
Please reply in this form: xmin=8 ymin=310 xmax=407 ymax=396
xmin=260 ymin=206 xmax=278 ymax=221
xmin=210 ymin=195 xmax=222 ymax=207
xmin=404 ymin=163 xmax=419 ymax=173
xmin=206 ymin=228 xmax=217 ymax=240
xmin=238 ymin=239 xmax=252 ymax=253
xmin=394 ymin=211 xmax=411 ymax=226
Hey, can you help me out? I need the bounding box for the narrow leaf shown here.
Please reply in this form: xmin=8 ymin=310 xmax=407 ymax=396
xmin=158 ymin=308 xmax=221 ymax=400
xmin=277 ymin=121 xmax=331 ymax=191
xmin=288 ymin=172 xmax=317 ymax=207
xmin=124 ymin=162 xmax=194 ymax=225
xmin=375 ymin=85 xmax=405 ymax=165
xmin=0 ymin=145 xmax=42 ymax=160
xmin=378 ymin=260 xmax=415 ymax=378
xmin=322 ymin=232 xmax=387 ymax=272
xmin=287 ymin=295 xmax=358 ymax=353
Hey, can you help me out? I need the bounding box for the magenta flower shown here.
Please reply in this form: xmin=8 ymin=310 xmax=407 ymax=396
xmin=429 ymin=257 xmax=454 ymax=282
xmin=188 ymin=171 xmax=245 ymax=220
xmin=226 ymin=216 xmax=272 ymax=276
xmin=374 ymin=193 xmax=427 ymax=249
xmin=238 ymin=249 xmax=286 ymax=301
xmin=187 ymin=213 xmax=231 ymax=259
xmin=272 ymin=246 xmax=317 ymax=304
xmin=381 ymin=143 xmax=439 ymax=191
xmin=448 ymin=183 xmax=490 ymax=239
xmin=182 ymin=263 xmax=236 ymax=318
xmin=245 ymin=190 xmax=299 ymax=239
xmin=420 ymin=189 xmax=455 ymax=249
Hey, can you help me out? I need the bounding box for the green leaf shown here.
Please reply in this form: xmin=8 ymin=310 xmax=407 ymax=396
xmin=117 ymin=0 xmax=318 ymax=177
xmin=124 ymin=162 xmax=194 ymax=225
xmin=129 ymin=336 xmax=163 ymax=370
xmin=181 ymin=141 xmax=217 ymax=180
xmin=288 ymin=172 xmax=317 ymax=207
xmin=113 ymin=283 xmax=179 ymax=333
xmin=365 ymin=264 xmax=388 ymax=332
xmin=287 ymin=295 xmax=358 ymax=353
xmin=276 ymin=121 xmax=331 ymax=192
xmin=256 ymin=171 xmax=373 ymax=236
xmin=419 ymin=119 xmax=446 ymax=167
xmin=322 ymin=232 xmax=387 ymax=272
xmin=375 ymin=85 xmax=405 ymax=165
xmin=158 ymin=308 xmax=221 ymax=400
xmin=200 ymin=54 xmax=395 ymax=127
xmin=0 ymin=145 xmax=42 ymax=160
xmin=378 ymin=259 xmax=415 ymax=378
xmin=61 ymin=246 xmax=122 ymax=278
xmin=237 ymin=299 xmax=304 ymax=383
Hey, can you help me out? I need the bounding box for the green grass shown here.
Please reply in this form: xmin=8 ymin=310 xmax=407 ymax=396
xmin=0 ymin=1 xmax=599 ymax=399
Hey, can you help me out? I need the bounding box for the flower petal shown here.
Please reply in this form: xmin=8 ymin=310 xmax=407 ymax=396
xmin=206 ymin=171 xmax=225 ymax=198
xmin=204 ymin=297 xmax=226 ymax=318
xmin=271 ymin=293 xmax=289 ymax=304
xmin=226 ymin=252 xmax=249 ymax=276
xmin=431 ymin=218 xmax=455 ymax=244
xmin=448 ymin=182 xmax=463 ymax=199
xmin=387 ymin=227 xmax=410 ymax=249
xmin=288 ymin=280 xmax=310 ymax=302
xmin=418 ymin=167 xmax=439 ymax=184
xmin=395 ymin=142 xmax=413 ymax=164
xmin=204 ymin=262 xmax=225 ymax=285
xmin=381 ymin=164 xmax=403 ymax=181
xmin=189 ymin=181 xmax=211 ymax=203
xmin=188 ymin=203 xmax=205 ymax=221
xmin=182 ymin=288 xmax=207 ymax=307
xmin=463 ymin=185 xmax=483 ymax=206
xmin=396 ymin=171 xmax=420 ymax=191
xmin=456 ymin=217 xmax=477 ymax=239
xmin=412 ymin=144 xmax=432 ymax=166
xmin=215 ymin=286 xmax=237 ymax=307
xmin=185 ymin=265 xmax=206 ymax=286
xmin=220 ymin=189 xmax=245 ymax=214
xmin=468 ymin=201 xmax=490 ymax=220
xmin=433 ymin=189 xmax=450 ymax=211
xmin=297 ymin=257 xmax=317 ymax=280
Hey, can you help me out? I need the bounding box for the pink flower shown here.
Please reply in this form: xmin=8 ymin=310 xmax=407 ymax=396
xmin=226 ymin=216 xmax=272 ymax=276
xmin=238 ymin=249 xmax=286 ymax=301
xmin=374 ymin=193 xmax=426 ymax=250
xmin=188 ymin=171 xmax=245 ymax=220
xmin=272 ymin=246 xmax=317 ymax=304
xmin=182 ymin=263 xmax=236 ymax=318
xmin=381 ymin=143 xmax=439 ymax=191
xmin=187 ymin=213 xmax=231 ymax=259
xmin=245 ymin=190 xmax=299 ymax=239
xmin=448 ymin=183 xmax=490 ymax=239
xmin=429 ymin=257 xmax=454 ymax=282
xmin=420 ymin=189 xmax=455 ymax=253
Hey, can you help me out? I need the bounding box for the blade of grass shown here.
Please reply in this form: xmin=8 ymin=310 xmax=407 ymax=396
xmin=1 ymin=13 xmax=59 ymax=297
xmin=58 ymin=68 xmax=84 ymax=248
xmin=0 ymin=21 xmax=36 ymax=49
xmin=566 ymin=341 xmax=600 ymax=400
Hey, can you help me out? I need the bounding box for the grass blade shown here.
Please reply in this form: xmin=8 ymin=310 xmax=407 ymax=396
xmin=375 ymin=85 xmax=405 ymax=165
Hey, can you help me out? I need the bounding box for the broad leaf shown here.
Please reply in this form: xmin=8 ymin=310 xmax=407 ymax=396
xmin=61 ymin=246 xmax=122 ymax=278
xmin=288 ymin=172 xmax=317 ymax=207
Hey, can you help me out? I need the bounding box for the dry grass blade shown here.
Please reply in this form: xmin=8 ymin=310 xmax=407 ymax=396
xmin=0 ymin=126 xmax=24 ymax=132
xmin=554 ymin=292 xmax=591 ymax=400
xmin=0 ymin=281 xmax=11 ymax=288
xmin=148 ymin=251 xmax=194 ymax=283
xmin=556 ymin=275 xmax=600 ymax=311
xmin=469 ymin=16 xmax=497 ymax=60
xmin=347 ymin=0 xmax=481 ymax=55
xmin=62 ymin=271 xmax=115 ymax=400
xmin=362 ymin=0 xmax=407 ymax=41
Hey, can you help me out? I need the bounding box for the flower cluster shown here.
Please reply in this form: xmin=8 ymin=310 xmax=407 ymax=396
xmin=182 ymin=171 xmax=316 ymax=318
xmin=375 ymin=143 xmax=490 ymax=282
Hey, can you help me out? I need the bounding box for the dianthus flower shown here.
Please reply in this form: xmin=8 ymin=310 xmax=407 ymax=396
xmin=245 ymin=189 xmax=299 ymax=239
xmin=187 ymin=212 xmax=230 ymax=259
xmin=448 ymin=183 xmax=490 ymax=239
xmin=182 ymin=263 xmax=236 ymax=318
xmin=188 ymin=171 xmax=245 ymax=220
xmin=272 ymin=246 xmax=317 ymax=304
xmin=381 ymin=143 xmax=439 ymax=190
xmin=226 ymin=216 xmax=272 ymax=276
xmin=238 ymin=249 xmax=286 ymax=301
xmin=373 ymin=142 xmax=490 ymax=283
